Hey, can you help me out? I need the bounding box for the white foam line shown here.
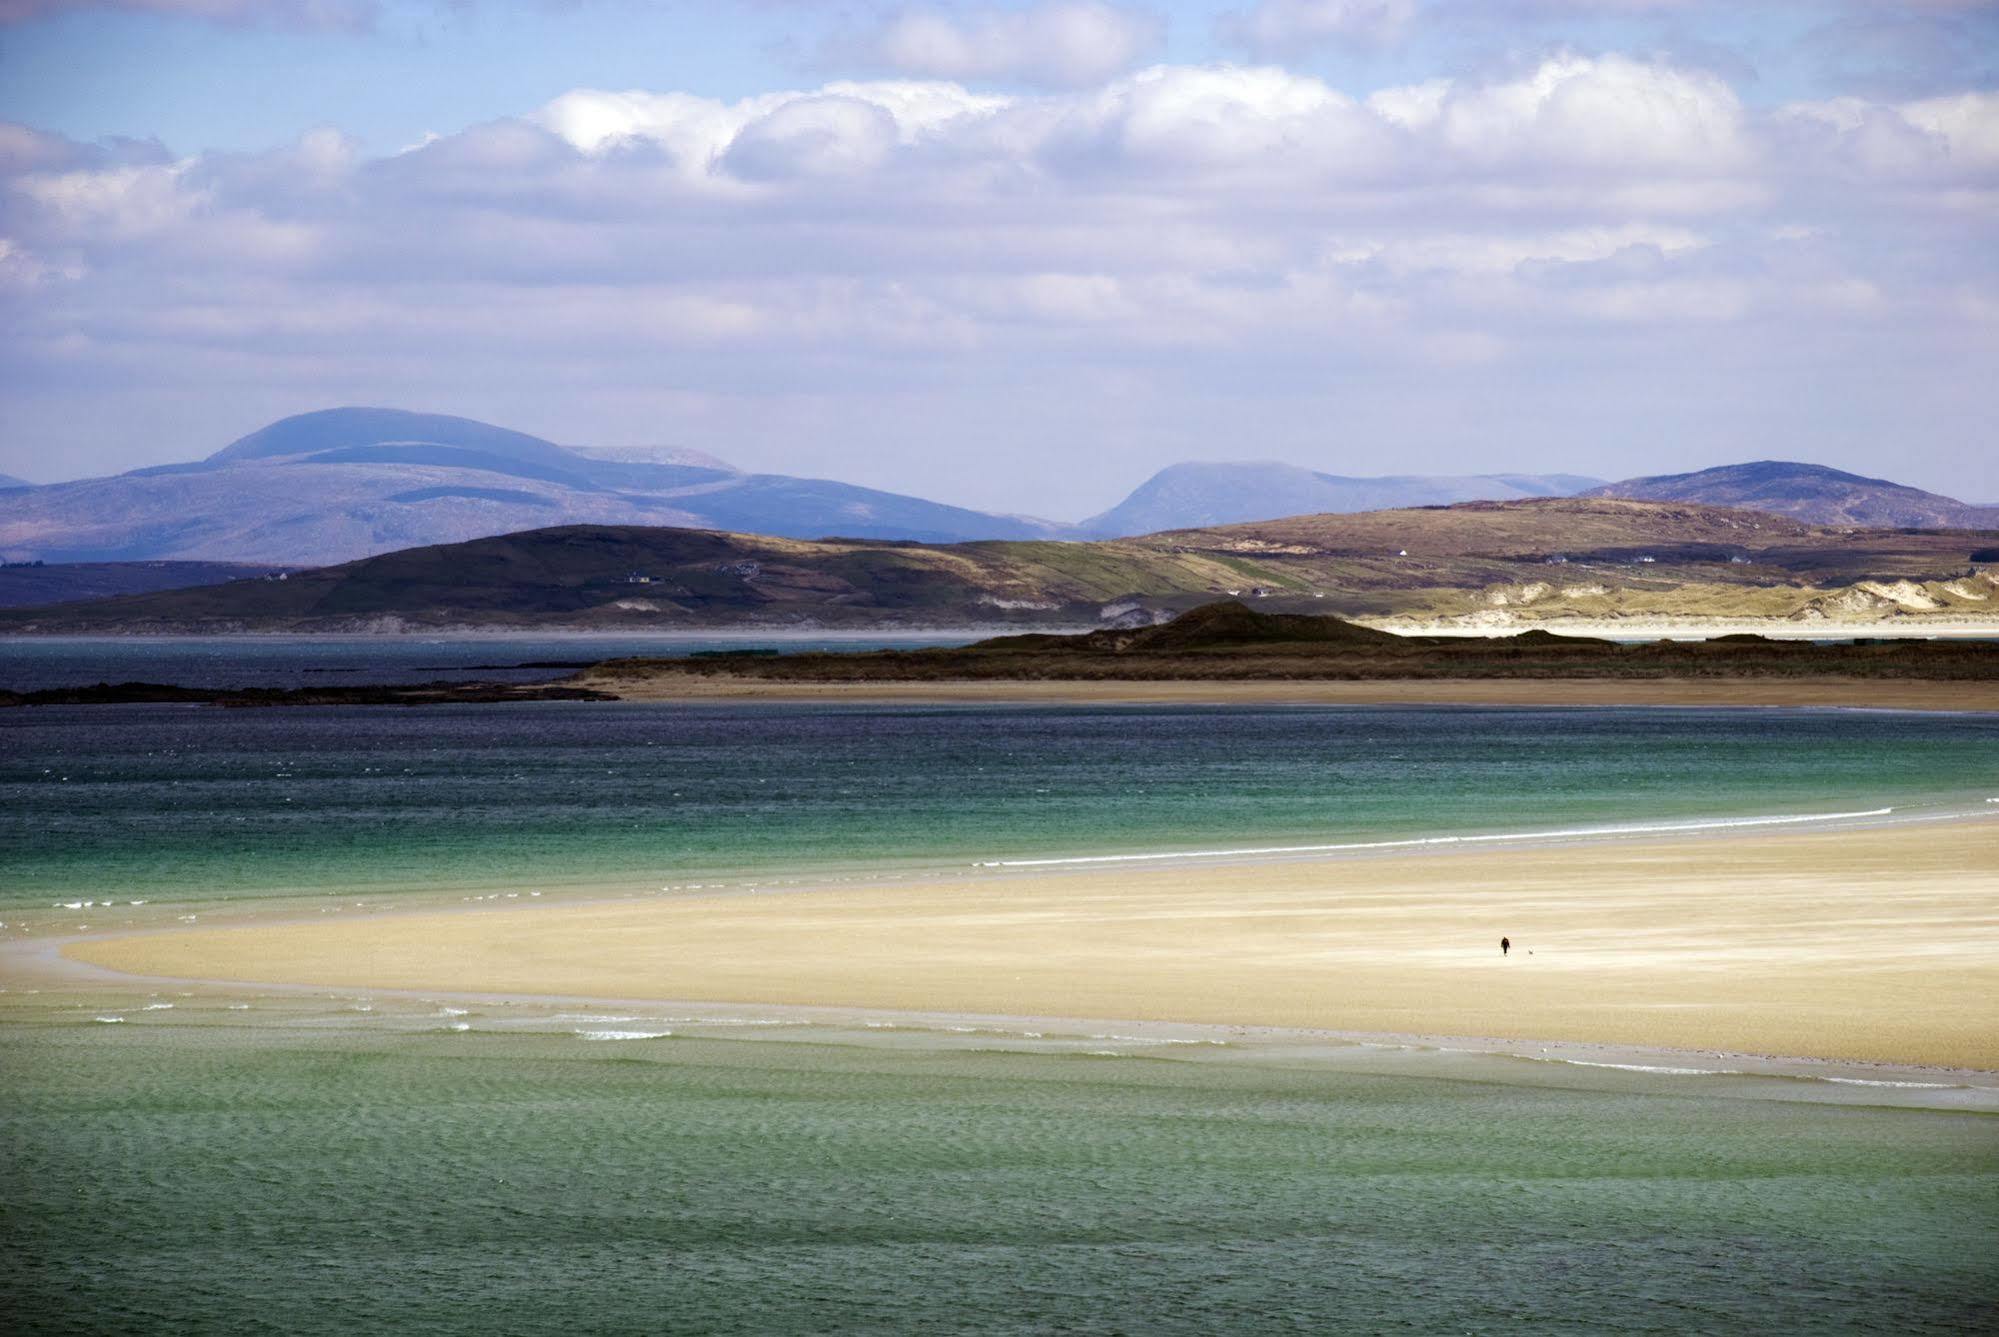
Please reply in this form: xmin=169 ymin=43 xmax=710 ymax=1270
xmin=976 ymin=807 xmax=1897 ymax=868
xmin=1555 ymin=1059 xmax=1741 ymax=1076
xmin=1819 ymin=1076 xmax=1963 ymax=1090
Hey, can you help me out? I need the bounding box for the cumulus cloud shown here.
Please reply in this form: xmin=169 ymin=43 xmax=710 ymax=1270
xmin=1392 ymin=54 xmax=1750 ymax=171
xmin=840 ymin=2 xmax=1163 ymax=88
xmin=1775 ymin=88 xmax=1999 ymax=174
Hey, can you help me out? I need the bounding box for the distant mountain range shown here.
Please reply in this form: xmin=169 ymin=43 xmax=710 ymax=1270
xmin=1 ymin=410 xmax=1992 ymax=571
xmin=1084 ymin=462 xmax=1601 ymax=535
xmin=6 ymin=498 xmax=1992 ymax=635
xmin=0 ymin=408 xmax=1076 ymax=565
xmin=0 ymin=473 xmax=30 ymax=490
xmin=1583 ymin=462 xmax=1999 ymax=530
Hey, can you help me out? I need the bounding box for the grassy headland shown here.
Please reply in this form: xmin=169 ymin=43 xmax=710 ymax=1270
xmin=576 ymin=602 xmax=1999 ymax=709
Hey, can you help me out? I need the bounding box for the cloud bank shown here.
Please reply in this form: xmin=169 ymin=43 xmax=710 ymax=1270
xmin=2 ymin=52 xmax=1996 ymax=507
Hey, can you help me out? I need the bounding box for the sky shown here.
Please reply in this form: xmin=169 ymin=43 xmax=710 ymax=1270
xmin=1 ymin=0 xmax=1995 ymax=518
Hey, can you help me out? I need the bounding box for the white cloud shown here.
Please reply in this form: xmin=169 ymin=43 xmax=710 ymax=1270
xmin=1045 ymin=64 xmax=1387 ymax=175
xmin=534 ymin=82 xmax=1010 ymax=181
xmin=13 ymin=161 xmax=207 ymax=241
xmin=1776 ymin=89 xmax=1999 ymax=175
xmin=1416 ymin=54 xmax=1749 ymax=171
xmin=1898 ymin=90 xmax=1999 ymax=166
xmin=847 ymin=2 xmax=1163 ymax=88
xmin=1327 ymin=223 xmax=1709 ymax=276
xmin=721 ymin=96 xmax=903 ymax=181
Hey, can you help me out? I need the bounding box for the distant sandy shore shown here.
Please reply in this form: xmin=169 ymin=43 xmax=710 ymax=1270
xmin=589 ymin=674 xmax=1999 ymax=712
xmin=1370 ymin=618 xmax=1999 ymax=640
xmin=69 ymin=816 xmax=1999 ymax=1068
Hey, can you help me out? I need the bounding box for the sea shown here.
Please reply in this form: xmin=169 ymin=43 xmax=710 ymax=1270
xmin=2 ymin=635 xmax=1996 ymax=1333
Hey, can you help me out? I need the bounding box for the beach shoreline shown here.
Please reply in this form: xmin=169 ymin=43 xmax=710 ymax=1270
xmin=19 ymin=937 xmax=1996 ymax=1104
xmin=49 ymin=813 xmax=1999 ymax=1071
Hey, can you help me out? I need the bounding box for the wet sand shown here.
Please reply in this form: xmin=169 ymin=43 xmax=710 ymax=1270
xmin=588 ymin=674 xmax=1999 ymax=711
xmin=66 ymin=816 xmax=1999 ymax=1069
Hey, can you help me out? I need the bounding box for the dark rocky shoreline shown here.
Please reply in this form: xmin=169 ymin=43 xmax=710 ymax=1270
xmin=0 ymin=679 xmax=614 ymax=708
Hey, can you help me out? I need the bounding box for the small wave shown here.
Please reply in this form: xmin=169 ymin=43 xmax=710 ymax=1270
xmin=435 ymin=1007 xmax=469 ymax=1018
xmin=576 ymin=1028 xmax=674 ymax=1042
xmin=550 ymin=1013 xmax=639 ymax=1023
xmin=446 ymin=1022 xmax=471 ymax=1033
xmin=1553 ymin=1059 xmax=1742 ymax=1076
xmin=142 ymin=1002 xmax=174 ymax=1011
xmin=978 ymin=806 xmax=1897 ymax=868
xmin=91 ymin=1015 xmax=124 ymax=1024
xmin=699 ymin=1017 xmax=809 ymax=1028
xmin=1818 ymin=1076 xmax=1964 ymax=1090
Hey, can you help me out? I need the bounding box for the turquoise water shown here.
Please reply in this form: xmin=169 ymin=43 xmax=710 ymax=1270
xmin=3 ymin=702 xmax=1995 ymax=906
xmin=5 ymin=697 xmax=1996 ymax=1332
xmin=2 ymin=1008 xmax=1994 ymax=1335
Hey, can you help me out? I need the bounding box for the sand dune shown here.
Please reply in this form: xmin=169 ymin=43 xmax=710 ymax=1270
xmin=69 ymin=817 xmax=1999 ymax=1069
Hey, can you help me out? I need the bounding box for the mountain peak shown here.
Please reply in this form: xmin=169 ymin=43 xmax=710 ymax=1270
xmin=1584 ymin=461 xmax=1996 ymax=529
xmin=0 ymin=406 xmax=1079 ymax=565
xmin=1083 ymin=461 xmax=1600 ymax=536
xmin=207 ymin=407 xmax=574 ymax=468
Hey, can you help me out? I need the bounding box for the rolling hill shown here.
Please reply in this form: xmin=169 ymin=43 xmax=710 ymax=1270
xmin=4 ymin=497 xmax=1993 ymax=634
xmin=1585 ymin=461 xmax=1999 ymax=529
xmin=0 ymin=560 xmax=291 ymax=609
xmin=1083 ymin=462 xmax=1599 ymax=535
xmin=0 ymin=408 xmax=1079 ymax=566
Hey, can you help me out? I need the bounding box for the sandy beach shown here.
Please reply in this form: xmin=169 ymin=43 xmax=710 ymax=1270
xmin=67 ymin=815 xmax=1999 ymax=1069
xmin=588 ymin=674 xmax=1999 ymax=711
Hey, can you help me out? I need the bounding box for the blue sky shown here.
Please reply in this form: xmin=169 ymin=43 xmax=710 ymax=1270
xmin=2 ymin=1 xmax=1996 ymax=513
xmin=10 ymin=1 xmax=1991 ymax=156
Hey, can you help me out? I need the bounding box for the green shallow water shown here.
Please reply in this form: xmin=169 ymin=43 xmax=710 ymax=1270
xmin=5 ymin=702 xmax=1996 ymax=906
xmin=2 ymin=1016 xmax=1994 ymax=1335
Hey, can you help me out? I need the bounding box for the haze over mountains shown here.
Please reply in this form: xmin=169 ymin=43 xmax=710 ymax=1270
xmin=1086 ymin=462 xmax=1601 ymax=536
xmin=3 ymin=409 xmax=1994 ymax=572
xmin=0 ymin=409 xmax=1073 ymax=565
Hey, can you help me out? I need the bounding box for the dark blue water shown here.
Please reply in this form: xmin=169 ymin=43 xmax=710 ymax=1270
xmin=0 ymin=633 xmax=980 ymax=691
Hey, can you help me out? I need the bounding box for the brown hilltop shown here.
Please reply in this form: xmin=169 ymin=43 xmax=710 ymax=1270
xmin=0 ymin=496 xmax=1992 ymax=634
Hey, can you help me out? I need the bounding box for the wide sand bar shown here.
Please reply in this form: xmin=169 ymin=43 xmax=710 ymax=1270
xmin=71 ymin=818 xmax=1999 ymax=1068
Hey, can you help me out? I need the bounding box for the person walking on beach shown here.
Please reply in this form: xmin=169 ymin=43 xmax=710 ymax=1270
xmin=1500 ymin=936 xmax=1510 ymax=957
